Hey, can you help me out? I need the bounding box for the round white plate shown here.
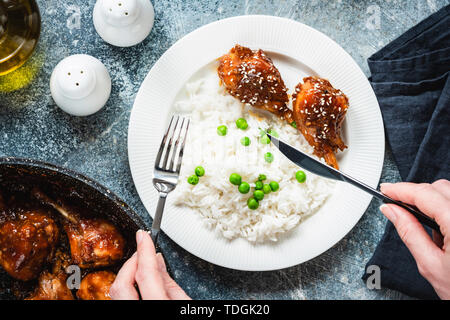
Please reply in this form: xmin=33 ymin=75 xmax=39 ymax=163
xmin=128 ymin=15 xmax=384 ymax=271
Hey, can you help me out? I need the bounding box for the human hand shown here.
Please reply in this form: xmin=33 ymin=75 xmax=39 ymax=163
xmin=380 ymin=180 xmax=450 ymax=299
xmin=109 ymin=230 xmax=191 ymax=300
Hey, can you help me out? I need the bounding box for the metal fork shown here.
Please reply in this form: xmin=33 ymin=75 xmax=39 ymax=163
xmin=151 ymin=115 xmax=190 ymax=244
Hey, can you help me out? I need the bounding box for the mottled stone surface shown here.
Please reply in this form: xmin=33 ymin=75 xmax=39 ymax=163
xmin=0 ymin=0 xmax=447 ymax=300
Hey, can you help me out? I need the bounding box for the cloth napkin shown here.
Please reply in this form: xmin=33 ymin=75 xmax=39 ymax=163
xmin=362 ymin=5 xmax=450 ymax=300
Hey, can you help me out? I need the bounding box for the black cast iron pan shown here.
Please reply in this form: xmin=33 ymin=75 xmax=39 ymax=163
xmin=0 ymin=157 xmax=146 ymax=300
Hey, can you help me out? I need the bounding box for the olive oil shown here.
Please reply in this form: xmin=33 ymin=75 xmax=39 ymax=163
xmin=0 ymin=0 xmax=40 ymax=76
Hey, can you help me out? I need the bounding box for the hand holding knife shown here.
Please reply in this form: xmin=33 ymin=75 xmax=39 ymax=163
xmin=267 ymin=133 xmax=441 ymax=233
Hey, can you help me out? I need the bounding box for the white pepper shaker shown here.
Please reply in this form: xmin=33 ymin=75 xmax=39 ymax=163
xmin=50 ymin=54 xmax=111 ymax=116
xmin=93 ymin=0 xmax=155 ymax=47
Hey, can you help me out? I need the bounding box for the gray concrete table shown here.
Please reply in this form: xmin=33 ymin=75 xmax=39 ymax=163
xmin=1 ymin=0 xmax=447 ymax=300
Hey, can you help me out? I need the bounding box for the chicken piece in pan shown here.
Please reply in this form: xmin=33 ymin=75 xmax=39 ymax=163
xmin=292 ymin=76 xmax=349 ymax=169
xmin=33 ymin=189 xmax=125 ymax=269
xmin=218 ymin=45 xmax=293 ymax=123
xmin=64 ymin=218 xmax=125 ymax=269
xmin=77 ymin=270 xmax=116 ymax=300
xmin=0 ymin=209 xmax=59 ymax=281
xmin=26 ymin=270 xmax=74 ymax=300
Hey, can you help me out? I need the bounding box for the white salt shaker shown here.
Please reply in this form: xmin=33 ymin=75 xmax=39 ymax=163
xmin=50 ymin=54 xmax=111 ymax=116
xmin=93 ymin=0 xmax=155 ymax=47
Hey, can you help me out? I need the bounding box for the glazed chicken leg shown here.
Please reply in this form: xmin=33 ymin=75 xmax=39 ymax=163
xmin=33 ymin=189 xmax=125 ymax=269
xmin=218 ymin=45 xmax=293 ymax=123
xmin=27 ymin=244 xmax=75 ymax=300
xmin=292 ymin=76 xmax=349 ymax=169
xmin=26 ymin=270 xmax=74 ymax=300
xmin=77 ymin=270 xmax=116 ymax=300
xmin=0 ymin=209 xmax=59 ymax=281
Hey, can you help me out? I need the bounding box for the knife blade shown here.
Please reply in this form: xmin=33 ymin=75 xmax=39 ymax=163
xmin=266 ymin=133 xmax=441 ymax=232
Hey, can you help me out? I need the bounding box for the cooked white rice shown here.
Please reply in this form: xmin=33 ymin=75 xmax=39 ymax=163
xmin=173 ymin=73 xmax=334 ymax=243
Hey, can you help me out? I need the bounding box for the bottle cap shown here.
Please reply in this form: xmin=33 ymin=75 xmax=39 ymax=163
xmin=93 ymin=0 xmax=154 ymax=47
xmin=50 ymin=54 xmax=111 ymax=116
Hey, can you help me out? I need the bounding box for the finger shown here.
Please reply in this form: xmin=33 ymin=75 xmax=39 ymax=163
xmin=380 ymin=204 xmax=443 ymax=278
xmin=431 ymin=179 xmax=450 ymax=200
xmin=110 ymin=252 xmax=139 ymax=300
xmin=380 ymin=182 xmax=450 ymax=232
xmin=156 ymin=253 xmax=191 ymax=300
xmin=135 ymin=230 xmax=169 ymax=300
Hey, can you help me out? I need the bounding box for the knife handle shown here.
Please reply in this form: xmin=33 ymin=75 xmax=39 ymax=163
xmin=340 ymin=174 xmax=441 ymax=234
xmin=381 ymin=196 xmax=441 ymax=234
xmin=340 ymin=173 xmax=441 ymax=234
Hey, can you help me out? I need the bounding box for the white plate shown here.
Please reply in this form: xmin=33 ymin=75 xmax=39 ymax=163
xmin=128 ymin=15 xmax=384 ymax=271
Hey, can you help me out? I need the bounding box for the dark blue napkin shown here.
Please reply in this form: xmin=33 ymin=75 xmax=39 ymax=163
xmin=362 ymin=5 xmax=450 ymax=300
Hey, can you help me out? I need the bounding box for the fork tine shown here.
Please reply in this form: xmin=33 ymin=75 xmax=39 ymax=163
xmin=161 ymin=115 xmax=179 ymax=170
xmin=155 ymin=115 xmax=175 ymax=169
xmin=176 ymin=118 xmax=190 ymax=173
xmin=168 ymin=117 xmax=186 ymax=172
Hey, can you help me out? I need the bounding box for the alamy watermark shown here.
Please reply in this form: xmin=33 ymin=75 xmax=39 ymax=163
xmin=366 ymin=5 xmax=381 ymax=30
xmin=66 ymin=265 xmax=81 ymax=290
xmin=66 ymin=5 xmax=81 ymax=30
xmin=365 ymin=265 xmax=381 ymax=290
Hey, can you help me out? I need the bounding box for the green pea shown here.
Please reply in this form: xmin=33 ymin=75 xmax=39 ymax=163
xmin=195 ymin=166 xmax=205 ymax=177
xmin=269 ymin=181 xmax=279 ymax=192
xmin=264 ymin=152 xmax=274 ymax=163
xmin=238 ymin=182 xmax=250 ymax=194
xmin=267 ymin=129 xmax=279 ymax=138
xmin=247 ymin=197 xmax=259 ymax=210
xmin=263 ymin=184 xmax=272 ymax=194
xmin=240 ymin=136 xmax=251 ymax=146
xmin=217 ymin=125 xmax=227 ymax=136
xmin=254 ymin=190 xmax=264 ymax=201
xmin=229 ymin=173 xmax=242 ymax=186
xmin=258 ymin=129 xmax=265 ymax=137
xmin=187 ymin=175 xmax=199 ymax=185
xmin=258 ymin=174 xmax=267 ymax=181
xmin=236 ymin=118 xmax=248 ymax=130
xmin=290 ymin=121 xmax=297 ymax=128
xmin=255 ymin=181 xmax=263 ymax=190
xmin=295 ymin=170 xmax=306 ymax=183
xmin=260 ymin=135 xmax=271 ymax=144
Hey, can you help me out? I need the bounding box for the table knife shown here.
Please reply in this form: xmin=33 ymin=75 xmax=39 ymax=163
xmin=267 ymin=134 xmax=441 ymax=233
